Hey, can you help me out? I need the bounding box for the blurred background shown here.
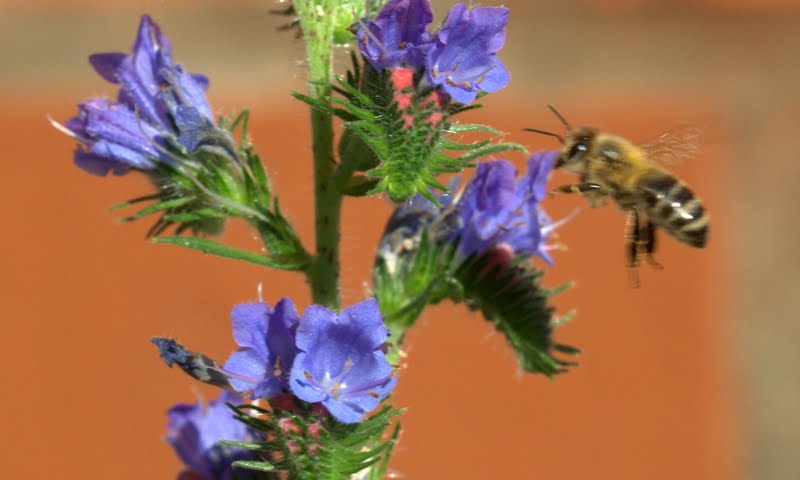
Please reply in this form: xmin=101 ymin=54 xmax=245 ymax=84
xmin=2 ymin=0 xmax=799 ymax=478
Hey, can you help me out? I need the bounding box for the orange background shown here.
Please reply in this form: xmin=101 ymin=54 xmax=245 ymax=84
xmin=3 ymin=0 xmax=799 ymax=478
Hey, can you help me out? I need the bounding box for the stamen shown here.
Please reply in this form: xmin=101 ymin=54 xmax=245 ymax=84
xmin=331 ymin=382 xmax=343 ymax=396
xmin=213 ymin=364 xmax=262 ymax=386
xmin=541 ymin=207 xmax=580 ymax=236
xmin=353 ymin=14 xmax=389 ymax=57
xmin=47 ymin=114 xmax=80 ymax=140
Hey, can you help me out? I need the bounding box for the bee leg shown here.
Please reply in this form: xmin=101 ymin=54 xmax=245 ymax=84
xmin=549 ymin=182 xmax=603 ymax=197
xmin=625 ymin=209 xmax=642 ymax=288
xmin=642 ymin=218 xmax=664 ymax=270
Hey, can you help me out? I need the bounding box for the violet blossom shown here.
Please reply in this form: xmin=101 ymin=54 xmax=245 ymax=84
xmin=356 ymin=0 xmax=434 ymax=70
xmin=356 ymin=1 xmax=509 ymax=104
xmin=59 ymin=14 xmax=213 ymax=176
xmin=166 ymin=391 xmax=257 ymax=480
xmin=453 ymin=151 xmax=558 ymax=262
xmin=289 ymin=298 xmax=397 ymax=424
xmin=425 ymin=3 xmax=510 ymax=104
xmin=223 ymin=298 xmax=300 ymax=399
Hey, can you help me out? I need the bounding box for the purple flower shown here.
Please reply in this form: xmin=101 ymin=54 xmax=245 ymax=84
xmin=454 ymin=151 xmax=556 ymax=262
xmin=89 ymin=14 xmax=212 ymax=130
xmin=289 ymin=298 xmax=397 ymax=424
xmin=60 ymin=14 xmax=213 ymax=176
xmin=357 ymin=0 xmax=435 ymax=70
xmin=223 ymin=298 xmax=300 ymax=399
xmin=425 ymin=3 xmax=509 ymax=104
xmin=64 ymin=97 xmax=170 ymax=175
xmin=166 ymin=391 xmax=257 ymax=480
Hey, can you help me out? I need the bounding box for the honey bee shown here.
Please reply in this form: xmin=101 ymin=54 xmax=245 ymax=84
xmin=525 ymin=106 xmax=709 ymax=285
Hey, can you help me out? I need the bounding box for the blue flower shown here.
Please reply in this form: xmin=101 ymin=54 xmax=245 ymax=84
xmin=357 ymin=0 xmax=434 ymax=70
xmin=223 ymin=298 xmax=300 ymax=399
xmin=88 ymin=14 xmax=212 ymax=131
xmin=60 ymin=14 xmax=213 ymax=176
xmin=166 ymin=391 xmax=258 ymax=480
xmin=425 ymin=3 xmax=510 ymax=104
xmin=454 ymin=151 xmax=556 ymax=262
xmin=289 ymin=298 xmax=397 ymax=424
xmin=64 ymin=97 xmax=171 ymax=175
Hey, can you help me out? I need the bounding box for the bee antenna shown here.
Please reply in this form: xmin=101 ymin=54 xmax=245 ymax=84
xmin=547 ymin=105 xmax=572 ymax=132
xmin=523 ymin=128 xmax=564 ymax=144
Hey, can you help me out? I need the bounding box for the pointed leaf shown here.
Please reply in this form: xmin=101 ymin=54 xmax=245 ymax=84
xmin=152 ymin=236 xmax=306 ymax=270
xmin=446 ymin=123 xmax=503 ymax=135
xmin=232 ymin=460 xmax=278 ymax=472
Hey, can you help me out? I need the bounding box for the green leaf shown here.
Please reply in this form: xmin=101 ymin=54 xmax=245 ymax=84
xmin=119 ymin=196 xmax=197 ymax=223
xmin=445 ymin=123 xmax=503 ymax=135
xmin=342 ymin=175 xmax=380 ymax=197
xmin=218 ymin=440 xmax=271 ymax=450
xmin=457 ymin=141 xmax=528 ymax=162
xmin=291 ymin=91 xmax=333 ymax=113
xmin=152 ymin=236 xmax=307 ymax=270
xmin=232 ymin=460 xmax=278 ymax=472
xmin=338 ymin=128 xmax=380 ymax=172
xmin=437 ymin=137 xmax=491 ymax=151
xmin=108 ymin=193 xmax=161 ymax=212
xmin=162 ymin=208 xmax=227 ymax=223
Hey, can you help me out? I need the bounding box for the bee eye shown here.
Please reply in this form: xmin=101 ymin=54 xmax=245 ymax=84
xmin=567 ymin=142 xmax=588 ymax=161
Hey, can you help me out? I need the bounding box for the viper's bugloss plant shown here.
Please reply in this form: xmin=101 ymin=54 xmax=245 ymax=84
xmin=57 ymin=2 xmax=580 ymax=478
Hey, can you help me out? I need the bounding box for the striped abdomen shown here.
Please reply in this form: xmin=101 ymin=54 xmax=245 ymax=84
xmin=639 ymin=173 xmax=709 ymax=247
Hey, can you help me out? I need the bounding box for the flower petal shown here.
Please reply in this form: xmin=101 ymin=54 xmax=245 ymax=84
xmin=223 ymin=348 xmax=267 ymax=394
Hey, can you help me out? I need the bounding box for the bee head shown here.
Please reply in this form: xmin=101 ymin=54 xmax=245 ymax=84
xmin=558 ymin=126 xmax=597 ymax=170
xmin=524 ymin=106 xmax=593 ymax=171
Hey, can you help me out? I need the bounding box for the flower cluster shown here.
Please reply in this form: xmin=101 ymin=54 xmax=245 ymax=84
xmin=59 ymin=15 xmax=216 ymax=176
xmin=380 ymin=150 xmax=561 ymax=265
xmin=453 ymin=150 xmax=561 ymax=263
xmin=357 ymin=0 xmax=509 ymax=104
xmin=223 ymin=297 xmax=397 ymax=424
xmin=166 ymin=391 xmax=257 ymax=480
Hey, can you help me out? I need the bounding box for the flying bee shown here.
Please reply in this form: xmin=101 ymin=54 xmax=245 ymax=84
xmin=525 ymin=106 xmax=709 ymax=285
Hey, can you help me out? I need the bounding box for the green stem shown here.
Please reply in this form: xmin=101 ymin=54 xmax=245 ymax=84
xmin=294 ymin=0 xmax=340 ymax=308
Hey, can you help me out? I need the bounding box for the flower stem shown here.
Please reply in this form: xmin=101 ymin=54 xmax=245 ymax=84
xmin=294 ymin=0 xmax=340 ymax=308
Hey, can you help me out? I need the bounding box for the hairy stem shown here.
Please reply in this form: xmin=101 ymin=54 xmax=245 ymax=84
xmin=294 ymin=0 xmax=340 ymax=308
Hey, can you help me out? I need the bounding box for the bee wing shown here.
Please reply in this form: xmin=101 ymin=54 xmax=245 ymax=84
xmin=638 ymin=124 xmax=703 ymax=166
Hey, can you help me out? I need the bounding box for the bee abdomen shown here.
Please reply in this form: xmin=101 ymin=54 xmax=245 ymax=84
xmin=640 ymin=174 xmax=709 ymax=248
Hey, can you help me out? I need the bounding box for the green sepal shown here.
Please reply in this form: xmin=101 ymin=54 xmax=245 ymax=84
xmin=231 ymin=460 xmax=278 ymax=472
xmin=454 ymin=251 xmax=579 ymax=376
xmin=118 ymin=196 xmax=197 ymax=223
xmin=228 ymin=401 xmax=402 ymax=480
xmin=291 ymin=91 xmax=333 ymax=114
xmin=321 ymin=56 xmax=522 ymax=203
xmin=374 ymin=228 xmax=457 ymax=335
xmin=162 ymin=208 xmax=227 ymax=223
xmin=456 ymin=142 xmax=528 ymax=162
xmin=108 ymin=193 xmax=161 ymax=212
xmin=445 ymin=123 xmax=503 ymax=135
xmin=152 ymin=236 xmax=308 ymax=271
